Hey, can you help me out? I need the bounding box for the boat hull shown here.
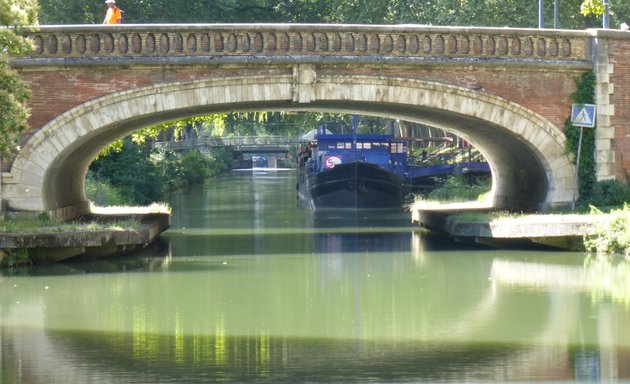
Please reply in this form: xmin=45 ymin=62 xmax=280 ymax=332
xmin=305 ymin=162 xmax=403 ymax=209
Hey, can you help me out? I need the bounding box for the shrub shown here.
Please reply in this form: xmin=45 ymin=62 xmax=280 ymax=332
xmin=427 ymin=174 xmax=491 ymax=202
xmin=1 ymin=249 xmax=32 ymax=268
xmin=179 ymin=150 xmax=214 ymax=184
xmin=584 ymin=204 xmax=630 ymax=256
xmin=85 ymin=171 xmax=129 ymax=206
xmin=588 ymin=179 xmax=630 ymax=208
xmin=89 ymin=142 xmax=235 ymax=203
xmin=89 ymin=139 xmax=163 ymax=205
xmin=151 ymin=147 xmax=186 ymax=192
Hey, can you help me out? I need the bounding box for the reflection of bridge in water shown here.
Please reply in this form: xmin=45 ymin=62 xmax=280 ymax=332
xmin=4 ymin=242 xmax=630 ymax=382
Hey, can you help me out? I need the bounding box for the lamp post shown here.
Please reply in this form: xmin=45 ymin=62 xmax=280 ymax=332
xmin=603 ymin=0 xmax=610 ymax=28
xmin=554 ymin=0 xmax=558 ymax=28
xmin=539 ymin=0 xmax=544 ymax=28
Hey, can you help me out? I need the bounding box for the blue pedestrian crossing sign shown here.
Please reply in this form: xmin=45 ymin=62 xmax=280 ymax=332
xmin=571 ymin=103 xmax=596 ymax=128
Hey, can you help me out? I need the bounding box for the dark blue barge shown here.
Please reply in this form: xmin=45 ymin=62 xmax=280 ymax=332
xmin=297 ymin=131 xmax=408 ymax=209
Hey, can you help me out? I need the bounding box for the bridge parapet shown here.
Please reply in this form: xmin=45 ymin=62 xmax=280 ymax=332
xmin=16 ymin=24 xmax=591 ymax=66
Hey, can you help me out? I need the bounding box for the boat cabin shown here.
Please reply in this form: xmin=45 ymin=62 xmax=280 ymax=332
xmin=311 ymin=133 xmax=407 ymax=175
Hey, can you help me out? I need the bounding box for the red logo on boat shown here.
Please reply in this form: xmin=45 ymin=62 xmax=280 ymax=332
xmin=325 ymin=156 xmax=342 ymax=169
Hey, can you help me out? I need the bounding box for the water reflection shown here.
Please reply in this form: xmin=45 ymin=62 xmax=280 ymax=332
xmin=491 ymin=254 xmax=630 ymax=308
xmin=2 ymin=171 xmax=630 ymax=383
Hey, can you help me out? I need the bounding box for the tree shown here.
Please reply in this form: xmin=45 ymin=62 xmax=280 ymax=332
xmin=39 ymin=0 xmax=283 ymax=24
xmin=38 ymin=0 xmax=100 ymax=24
xmin=89 ymin=138 xmax=164 ymax=204
xmin=0 ymin=0 xmax=38 ymax=155
xmin=38 ymin=0 xmax=629 ymax=30
xmin=580 ymin=0 xmax=630 ymax=28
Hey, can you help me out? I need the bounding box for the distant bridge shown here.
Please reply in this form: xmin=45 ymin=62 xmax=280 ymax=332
xmin=3 ymin=24 xmax=630 ymax=219
xmin=153 ymin=136 xmax=297 ymax=154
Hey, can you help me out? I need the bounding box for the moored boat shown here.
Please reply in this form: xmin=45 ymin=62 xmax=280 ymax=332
xmin=297 ymin=127 xmax=407 ymax=209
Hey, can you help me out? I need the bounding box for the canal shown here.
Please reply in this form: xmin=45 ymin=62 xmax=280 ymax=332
xmin=1 ymin=170 xmax=630 ymax=383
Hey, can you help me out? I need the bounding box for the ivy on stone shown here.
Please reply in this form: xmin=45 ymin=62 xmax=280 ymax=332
xmin=565 ymin=71 xmax=596 ymax=206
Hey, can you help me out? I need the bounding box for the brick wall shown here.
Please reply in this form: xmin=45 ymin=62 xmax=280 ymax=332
xmin=609 ymin=37 xmax=630 ymax=181
xmin=20 ymin=66 xmax=290 ymax=135
xmin=20 ymin=63 xmax=579 ymax=136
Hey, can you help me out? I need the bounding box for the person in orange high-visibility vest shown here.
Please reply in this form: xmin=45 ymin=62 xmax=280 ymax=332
xmin=103 ymin=0 xmax=124 ymax=24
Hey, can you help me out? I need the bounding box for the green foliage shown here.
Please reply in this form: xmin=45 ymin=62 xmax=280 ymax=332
xmin=89 ymin=138 xmax=163 ymax=205
xmin=1 ymin=248 xmax=31 ymax=268
xmin=178 ymin=148 xmax=233 ymax=185
xmin=0 ymin=0 xmax=39 ymax=27
xmin=580 ymin=0 xmax=605 ymax=17
xmin=37 ymin=0 xmax=630 ymax=29
xmin=38 ymin=0 xmax=100 ymax=24
xmin=427 ymin=174 xmax=491 ymax=203
xmin=584 ymin=204 xmax=630 ymax=256
xmin=0 ymin=62 xmax=30 ymax=154
xmin=0 ymin=0 xmax=37 ymax=155
xmin=1 ymin=215 xmax=57 ymax=233
xmin=36 ymin=210 xmax=50 ymax=222
xmin=150 ymin=147 xmax=233 ymax=192
xmin=88 ymin=138 xmax=234 ymax=205
xmin=589 ymin=179 xmax=630 ymax=208
xmin=0 ymin=213 xmax=139 ymax=234
xmin=39 ymin=0 xmax=280 ymax=24
xmin=565 ymin=71 xmax=597 ymax=206
xmin=84 ymin=171 xmax=128 ymax=206
xmin=141 ymin=114 xmax=228 ymax=142
xmin=151 ymin=147 xmax=185 ymax=193
xmin=179 ymin=150 xmax=215 ymax=184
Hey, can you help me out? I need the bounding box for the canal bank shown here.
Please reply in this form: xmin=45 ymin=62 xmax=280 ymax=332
xmin=411 ymin=202 xmax=606 ymax=250
xmin=0 ymin=206 xmax=170 ymax=264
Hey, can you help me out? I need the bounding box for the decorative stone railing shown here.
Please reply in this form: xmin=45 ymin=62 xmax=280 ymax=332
xmin=14 ymin=24 xmax=592 ymax=64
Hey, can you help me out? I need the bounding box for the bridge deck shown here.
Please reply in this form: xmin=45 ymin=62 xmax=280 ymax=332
xmin=153 ymin=136 xmax=297 ymax=152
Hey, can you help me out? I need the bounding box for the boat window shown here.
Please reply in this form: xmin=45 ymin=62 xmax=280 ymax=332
xmin=391 ymin=142 xmax=405 ymax=153
xmin=336 ymin=143 xmax=345 ymax=149
xmin=363 ymin=143 xmax=371 ymax=149
xmin=346 ymin=142 xmax=352 ymax=149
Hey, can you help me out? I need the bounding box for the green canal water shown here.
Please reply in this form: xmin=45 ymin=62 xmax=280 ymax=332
xmin=2 ymin=170 xmax=630 ymax=383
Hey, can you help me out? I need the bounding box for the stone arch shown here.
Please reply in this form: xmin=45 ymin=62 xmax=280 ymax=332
xmin=6 ymin=75 xmax=574 ymax=218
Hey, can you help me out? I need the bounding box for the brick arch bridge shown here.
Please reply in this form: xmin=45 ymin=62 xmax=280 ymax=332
xmin=3 ymin=24 xmax=630 ymax=219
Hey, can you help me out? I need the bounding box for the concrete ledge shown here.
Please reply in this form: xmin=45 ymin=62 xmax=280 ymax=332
xmin=446 ymin=214 xmax=598 ymax=238
xmin=412 ymin=203 xmax=603 ymax=250
xmin=0 ymin=212 xmax=170 ymax=262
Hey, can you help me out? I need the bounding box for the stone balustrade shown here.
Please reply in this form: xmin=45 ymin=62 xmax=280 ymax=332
xmin=16 ymin=24 xmax=591 ymax=63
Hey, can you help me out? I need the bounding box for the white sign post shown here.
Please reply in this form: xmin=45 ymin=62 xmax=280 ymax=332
xmin=570 ymin=103 xmax=596 ymax=208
